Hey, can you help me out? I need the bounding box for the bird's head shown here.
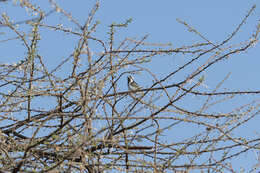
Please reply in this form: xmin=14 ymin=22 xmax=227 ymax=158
xmin=127 ymin=75 xmax=134 ymax=83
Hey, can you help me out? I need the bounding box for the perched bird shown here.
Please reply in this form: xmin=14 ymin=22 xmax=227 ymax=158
xmin=127 ymin=75 xmax=142 ymax=91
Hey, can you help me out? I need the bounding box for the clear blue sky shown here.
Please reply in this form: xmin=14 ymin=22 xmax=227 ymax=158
xmin=1 ymin=0 xmax=260 ymax=172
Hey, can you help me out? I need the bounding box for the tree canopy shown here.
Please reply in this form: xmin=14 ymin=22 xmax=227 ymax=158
xmin=0 ymin=1 xmax=260 ymax=172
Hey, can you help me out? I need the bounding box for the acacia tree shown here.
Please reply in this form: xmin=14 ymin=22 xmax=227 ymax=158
xmin=0 ymin=1 xmax=260 ymax=172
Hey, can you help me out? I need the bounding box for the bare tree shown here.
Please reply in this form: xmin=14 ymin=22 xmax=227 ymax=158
xmin=0 ymin=1 xmax=260 ymax=172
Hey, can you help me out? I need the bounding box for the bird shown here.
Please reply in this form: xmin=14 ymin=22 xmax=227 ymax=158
xmin=127 ymin=75 xmax=142 ymax=92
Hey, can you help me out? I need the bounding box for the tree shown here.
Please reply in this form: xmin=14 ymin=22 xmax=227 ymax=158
xmin=0 ymin=1 xmax=260 ymax=172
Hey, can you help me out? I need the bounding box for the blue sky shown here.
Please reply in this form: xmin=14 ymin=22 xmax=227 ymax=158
xmin=1 ymin=0 xmax=260 ymax=172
